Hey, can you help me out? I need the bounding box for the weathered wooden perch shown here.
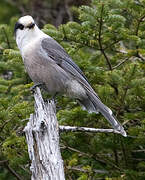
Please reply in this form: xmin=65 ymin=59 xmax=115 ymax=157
xmin=59 ymin=125 xmax=121 ymax=135
xmin=24 ymin=87 xmax=65 ymax=180
xmin=24 ymin=87 xmax=124 ymax=180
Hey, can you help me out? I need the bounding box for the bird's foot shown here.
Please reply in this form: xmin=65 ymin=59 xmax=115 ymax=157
xmin=30 ymin=83 xmax=44 ymax=92
xmin=49 ymin=93 xmax=58 ymax=103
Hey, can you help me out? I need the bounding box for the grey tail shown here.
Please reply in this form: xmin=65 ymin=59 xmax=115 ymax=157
xmin=79 ymin=92 xmax=127 ymax=137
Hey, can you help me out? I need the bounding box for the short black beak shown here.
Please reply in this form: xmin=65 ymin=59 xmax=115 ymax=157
xmin=14 ymin=22 xmax=24 ymax=36
xmin=27 ymin=23 xmax=35 ymax=29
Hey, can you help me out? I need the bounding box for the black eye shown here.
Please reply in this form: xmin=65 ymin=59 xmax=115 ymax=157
xmin=14 ymin=22 xmax=24 ymax=34
xmin=19 ymin=24 xmax=24 ymax=30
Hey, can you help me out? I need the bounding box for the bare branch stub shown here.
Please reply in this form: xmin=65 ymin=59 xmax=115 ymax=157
xmin=24 ymin=87 xmax=65 ymax=180
xmin=59 ymin=125 xmax=122 ymax=135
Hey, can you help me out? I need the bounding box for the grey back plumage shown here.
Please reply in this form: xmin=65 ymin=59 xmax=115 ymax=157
xmin=41 ymin=38 xmax=90 ymax=83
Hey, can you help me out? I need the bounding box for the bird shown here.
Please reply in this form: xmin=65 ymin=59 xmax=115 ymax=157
xmin=14 ymin=15 xmax=127 ymax=137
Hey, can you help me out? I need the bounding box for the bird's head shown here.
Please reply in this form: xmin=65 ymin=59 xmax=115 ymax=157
xmin=14 ymin=15 xmax=45 ymax=50
xmin=14 ymin=15 xmax=36 ymax=36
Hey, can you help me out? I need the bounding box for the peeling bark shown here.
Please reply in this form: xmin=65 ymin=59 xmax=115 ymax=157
xmin=24 ymin=87 xmax=65 ymax=180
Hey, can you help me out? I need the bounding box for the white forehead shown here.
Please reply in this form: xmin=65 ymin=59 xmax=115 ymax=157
xmin=18 ymin=15 xmax=34 ymax=26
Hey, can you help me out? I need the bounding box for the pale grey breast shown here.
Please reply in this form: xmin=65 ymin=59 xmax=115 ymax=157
xmin=22 ymin=38 xmax=71 ymax=94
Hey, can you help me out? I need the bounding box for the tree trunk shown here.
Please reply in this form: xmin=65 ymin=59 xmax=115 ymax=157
xmin=24 ymin=87 xmax=65 ymax=180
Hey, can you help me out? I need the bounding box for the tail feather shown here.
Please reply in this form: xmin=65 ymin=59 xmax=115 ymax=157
xmin=78 ymin=98 xmax=99 ymax=114
xmin=81 ymin=91 xmax=127 ymax=137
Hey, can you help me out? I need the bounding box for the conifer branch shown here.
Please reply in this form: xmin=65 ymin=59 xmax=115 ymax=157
xmin=5 ymin=164 xmax=23 ymax=180
xmin=0 ymin=160 xmax=23 ymax=180
xmin=61 ymin=144 xmax=107 ymax=165
xmin=0 ymin=160 xmax=8 ymax=164
xmin=64 ymin=0 xmax=73 ymax=21
xmin=98 ymin=4 xmax=112 ymax=71
xmin=135 ymin=14 xmax=145 ymax=60
xmin=112 ymin=58 xmax=129 ymax=69
xmin=136 ymin=51 xmax=145 ymax=61
xmin=2 ymin=27 xmax=11 ymax=49
xmin=120 ymin=138 xmax=128 ymax=167
xmin=104 ymin=39 xmax=121 ymax=51
xmin=67 ymin=166 xmax=108 ymax=174
xmin=135 ymin=14 xmax=145 ymax=36
xmin=62 ymin=26 xmax=101 ymax=50
xmin=0 ymin=119 xmax=11 ymax=132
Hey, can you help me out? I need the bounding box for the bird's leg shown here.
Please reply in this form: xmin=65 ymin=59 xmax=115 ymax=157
xmin=50 ymin=92 xmax=58 ymax=102
xmin=30 ymin=82 xmax=44 ymax=92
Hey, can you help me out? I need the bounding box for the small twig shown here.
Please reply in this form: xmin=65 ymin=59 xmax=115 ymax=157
xmin=98 ymin=4 xmax=112 ymax=70
xmin=135 ymin=14 xmax=145 ymax=36
xmin=59 ymin=125 xmax=122 ymax=135
xmin=5 ymin=164 xmax=23 ymax=180
xmin=113 ymin=135 xmax=119 ymax=166
xmin=132 ymin=158 xmax=145 ymax=161
xmin=6 ymin=84 xmax=14 ymax=94
xmin=61 ymin=131 xmax=126 ymax=170
xmin=61 ymin=144 xmax=107 ymax=165
xmin=132 ymin=149 xmax=145 ymax=152
xmin=104 ymin=39 xmax=121 ymax=51
xmin=120 ymin=138 xmax=128 ymax=167
xmin=112 ymin=58 xmax=129 ymax=70
xmin=61 ymin=143 xmax=122 ymax=171
xmin=0 ymin=160 xmax=8 ymax=164
xmin=21 ymin=118 xmax=29 ymax=122
xmin=0 ymin=119 xmax=11 ymax=132
xmin=136 ymin=53 xmax=145 ymax=61
xmin=65 ymin=0 xmax=73 ymax=21
xmin=19 ymin=164 xmax=31 ymax=175
xmin=0 ymin=160 xmax=23 ymax=180
xmin=67 ymin=166 xmax=108 ymax=174
xmin=135 ymin=15 xmax=145 ymax=60
xmin=2 ymin=27 xmax=11 ymax=49
xmin=55 ymin=7 xmax=66 ymax=27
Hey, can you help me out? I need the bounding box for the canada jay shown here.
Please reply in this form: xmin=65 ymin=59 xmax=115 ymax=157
xmin=14 ymin=15 xmax=127 ymax=137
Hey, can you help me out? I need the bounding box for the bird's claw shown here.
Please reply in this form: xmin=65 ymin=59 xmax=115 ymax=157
xmin=49 ymin=93 xmax=58 ymax=103
xmin=30 ymin=83 xmax=44 ymax=92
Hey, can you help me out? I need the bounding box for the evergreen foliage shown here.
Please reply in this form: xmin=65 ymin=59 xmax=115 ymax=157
xmin=0 ymin=0 xmax=145 ymax=179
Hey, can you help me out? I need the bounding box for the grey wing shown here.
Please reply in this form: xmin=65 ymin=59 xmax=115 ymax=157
xmin=41 ymin=38 xmax=104 ymax=99
xmin=41 ymin=38 xmax=108 ymax=106
xmin=41 ymin=38 xmax=90 ymax=84
xmin=41 ymin=38 xmax=127 ymax=136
